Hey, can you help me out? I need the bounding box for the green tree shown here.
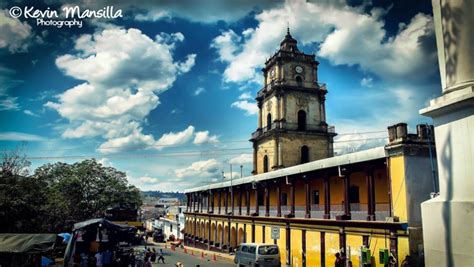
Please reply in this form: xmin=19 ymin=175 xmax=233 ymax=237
xmin=1 ymin=148 xmax=142 ymax=233
xmin=34 ymin=159 xmax=142 ymax=232
xmin=0 ymin=147 xmax=45 ymax=232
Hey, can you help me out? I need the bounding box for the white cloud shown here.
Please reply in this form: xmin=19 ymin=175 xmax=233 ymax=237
xmin=238 ymin=92 xmax=252 ymax=100
xmin=175 ymin=159 xmax=222 ymax=178
xmin=222 ymin=171 xmax=241 ymax=180
xmin=131 ymin=1 xmax=279 ymax=23
xmin=155 ymin=126 xmax=195 ymax=147
xmin=231 ymin=100 xmax=258 ymax=115
xmin=0 ymin=9 xmax=32 ymax=53
xmin=210 ymin=30 xmax=241 ymax=62
xmin=0 ymin=96 xmax=19 ymax=111
xmin=0 ymin=131 xmax=46 ymax=141
xmin=360 ymin=77 xmax=373 ymax=88
xmin=334 ymin=131 xmax=388 ymax=155
xmin=211 ymin=0 xmax=436 ymax=84
xmin=229 ymin=154 xmax=253 ymax=165
xmin=139 ymin=176 xmax=160 ymax=184
xmin=194 ymin=87 xmax=206 ymax=96
xmin=135 ymin=10 xmax=170 ymax=22
xmin=98 ymin=158 xmax=113 ymax=167
xmin=319 ymin=13 xmax=436 ymax=81
xmin=23 ymin=110 xmax=39 ymax=117
xmin=45 ymin=27 xmax=196 ymax=153
xmin=193 ymin=131 xmax=219 ymax=145
xmin=97 ymin=126 xmax=195 ymax=154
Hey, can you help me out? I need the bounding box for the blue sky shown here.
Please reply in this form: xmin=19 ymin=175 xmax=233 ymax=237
xmin=0 ymin=0 xmax=440 ymax=191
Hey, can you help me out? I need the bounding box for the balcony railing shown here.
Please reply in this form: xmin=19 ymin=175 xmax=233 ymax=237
xmin=251 ymin=122 xmax=335 ymax=139
xmin=257 ymin=80 xmax=327 ymax=98
xmin=204 ymin=203 xmax=390 ymax=221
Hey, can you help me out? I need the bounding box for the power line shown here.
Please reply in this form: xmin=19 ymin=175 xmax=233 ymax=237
xmin=24 ymin=136 xmax=388 ymax=161
xmin=9 ymin=131 xmax=388 ymax=153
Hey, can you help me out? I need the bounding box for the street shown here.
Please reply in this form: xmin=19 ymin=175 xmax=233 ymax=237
xmin=145 ymin=243 xmax=235 ymax=267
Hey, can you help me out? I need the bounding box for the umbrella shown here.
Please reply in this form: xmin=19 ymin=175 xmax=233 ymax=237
xmin=41 ymin=256 xmax=54 ymax=266
xmin=58 ymin=233 xmax=71 ymax=244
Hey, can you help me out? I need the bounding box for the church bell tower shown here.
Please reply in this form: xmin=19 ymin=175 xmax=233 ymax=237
xmin=250 ymin=28 xmax=336 ymax=174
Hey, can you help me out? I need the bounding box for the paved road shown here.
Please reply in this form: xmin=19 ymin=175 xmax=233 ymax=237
xmin=144 ymin=243 xmax=235 ymax=267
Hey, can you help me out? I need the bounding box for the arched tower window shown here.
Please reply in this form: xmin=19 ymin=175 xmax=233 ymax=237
xmin=297 ymin=110 xmax=306 ymax=131
xmin=301 ymin=145 xmax=309 ymax=164
xmin=295 ymin=76 xmax=303 ymax=87
xmin=263 ymin=155 xmax=269 ymax=173
xmin=267 ymin=113 xmax=272 ymax=129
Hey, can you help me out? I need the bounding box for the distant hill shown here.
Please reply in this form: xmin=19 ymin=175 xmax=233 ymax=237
xmin=141 ymin=191 xmax=186 ymax=201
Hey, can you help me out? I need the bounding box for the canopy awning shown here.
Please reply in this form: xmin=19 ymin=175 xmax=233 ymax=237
xmin=0 ymin=234 xmax=56 ymax=254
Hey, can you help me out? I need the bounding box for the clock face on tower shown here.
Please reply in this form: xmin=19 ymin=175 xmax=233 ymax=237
xmin=295 ymin=65 xmax=303 ymax=74
xmin=270 ymin=68 xmax=275 ymax=78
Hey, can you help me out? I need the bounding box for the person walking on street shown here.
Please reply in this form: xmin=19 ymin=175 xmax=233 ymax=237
xmin=157 ymin=248 xmax=165 ymax=264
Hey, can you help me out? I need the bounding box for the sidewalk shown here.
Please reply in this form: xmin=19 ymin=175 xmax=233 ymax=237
xmin=149 ymin=240 xmax=234 ymax=263
xmin=181 ymin=244 xmax=234 ymax=263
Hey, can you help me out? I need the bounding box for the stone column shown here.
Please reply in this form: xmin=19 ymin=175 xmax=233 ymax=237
xmin=210 ymin=190 xmax=214 ymax=213
xmin=366 ymin=167 xmax=376 ymax=221
xmin=323 ymin=176 xmax=331 ymax=219
xmin=224 ymin=190 xmax=228 ymax=214
xmin=342 ymin=174 xmax=351 ymax=219
xmin=227 ymin=219 xmax=231 ymax=252
xmin=243 ymin=223 xmax=247 ymax=243
xmin=339 ymin=228 xmax=346 ymax=254
xmin=254 ymin=184 xmax=259 ymax=216
xmin=276 ymin=181 xmax=282 ymax=217
xmin=251 ymin=221 xmax=255 ymax=243
xmin=253 ymin=143 xmax=258 ymax=174
xmin=238 ymin=188 xmax=242 ymax=215
xmin=285 ymin=223 xmax=291 ymax=266
xmin=186 ymin=193 xmax=190 ymax=212
xmin=389 ymin=231 xmax=398 ymax=267
xmin=265 ymin=183 xmax=270 ymax=216
xmin=218 ymin=190 xmax=221 ymax=214
xmin=302 ymin=229 xmax=307 ymax=267
xmin=320 ymin=232 xmax=326 ymax=267
xmin=289 ymin=180 xmax=295 ymax=216
xmin=304 ymin=176 xmax=311 ymax=218
xmin=230 ymin=187 xmax=234 ymax=215
xmin=207 ymin=191 xmax=210 ymax=213
xmin=420 ymin=1 xmax=474 ymax=266
xmin=246 ymin=187 xmax=251 ymax=216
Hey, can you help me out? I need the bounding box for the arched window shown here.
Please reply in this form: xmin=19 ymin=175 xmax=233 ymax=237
xmin=267 ymin=113 xmax=272 ymax=129
xmin=301 ymin=145 xmax=309 ymax=164
xmin=263 ymin=155 xmax=269 ymax=173
xmin=297 ymin=110 xmax=306 ymax=131
xmin=349 ymin=185 xmax=360 ymax=203
xmin=295 ymin=76 xmax=303 ymax=87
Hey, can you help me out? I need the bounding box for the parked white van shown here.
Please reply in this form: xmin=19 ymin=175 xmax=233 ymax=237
xmin=234 ymin=243 xmax=281 ymax=267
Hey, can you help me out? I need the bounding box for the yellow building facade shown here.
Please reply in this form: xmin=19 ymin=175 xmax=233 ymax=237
xmin=184 ymin=31 xmax=436 ymax=267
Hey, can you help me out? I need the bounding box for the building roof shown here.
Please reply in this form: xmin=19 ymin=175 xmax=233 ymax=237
xmin=184 ymin=146 xmax=387 ymax=193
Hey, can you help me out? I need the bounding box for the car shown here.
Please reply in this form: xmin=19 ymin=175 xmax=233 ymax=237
xmin=234 ymin=243 xmax=281 ymax=267
xmin=152 ymin=229 xmax=165 ymax=242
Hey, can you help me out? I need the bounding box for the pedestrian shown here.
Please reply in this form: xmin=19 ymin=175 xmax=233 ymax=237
xmin=102 ymin=249 xmax=112 ymax=267
xmin=334 ymin=252 xmax=343 ymax=267
xmin=144 ymin=259 xmax=152 ymax=267
xmin=150 ymin=249 xmax=156 ymax=263
xmin=157 ymin=248 xmax=165 ymax=264
xmin=95 ymin=251 xmax=103 ymax=267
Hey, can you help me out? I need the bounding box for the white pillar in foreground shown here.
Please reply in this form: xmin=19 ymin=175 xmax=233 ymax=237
xmin=420 ymin=1 xmax=474 ymax=266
